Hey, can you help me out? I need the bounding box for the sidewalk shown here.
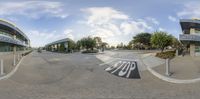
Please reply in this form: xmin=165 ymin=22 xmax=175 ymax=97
xmin=153 ymin=55 xmax=200 ymax=79
xmin=0 ymin=50 xmax=31 ymax=78
xmin=0 ymin=52 xmax=23 ymax=74
xmin=142 ymin=54 xmax=200 ymax=83
xmin=96 ymin=50 xmax=200 ymax=83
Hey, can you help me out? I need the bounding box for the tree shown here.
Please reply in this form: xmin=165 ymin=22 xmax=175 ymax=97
xmin=151 ymin=31 xmax=173 ymax=52
xmin=101 ymin=42 xmax=108 ymax=52
xmin=116 ymin=42 xmax=124 ymax=49
xmin=67 ymin=39 xmax=76 ymax=52
xmin=127 ymin=40 xmax=134 ymax=50
xmin=94 ymin=37 xmax=102 ymax=49
xmin=133 ymin=33 xmax=152 ymax=49
xmin=76 ymin=40 xmax=82 ymax=51
xmin=172 ymin=37 xmax=182 ymax=50
xmin=80 ymin=37 xmax=96 ymax=50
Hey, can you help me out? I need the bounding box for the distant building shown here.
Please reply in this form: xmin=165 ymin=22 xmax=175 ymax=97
xmin=0 ymin=19 xmax=30 ymax=52
xmin=45 ymin=38 xmax=72 ymax=52
xmin=179 ymin=19 xmax=200 ymax=56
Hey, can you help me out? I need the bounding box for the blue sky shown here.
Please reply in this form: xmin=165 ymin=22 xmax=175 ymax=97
xmin=0 ymin=0 xmax=199 ymax=47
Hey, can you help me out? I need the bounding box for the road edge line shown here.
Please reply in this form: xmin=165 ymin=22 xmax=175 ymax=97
xmin=0 ymin=55 xmax=25 ymax=80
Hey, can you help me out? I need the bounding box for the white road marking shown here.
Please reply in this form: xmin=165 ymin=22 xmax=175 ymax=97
xmin=105 ymin=60 xmax=138 ymax=78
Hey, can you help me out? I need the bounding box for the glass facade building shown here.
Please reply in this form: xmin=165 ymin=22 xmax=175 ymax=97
xmin=179 ymin=19 xmax=200 ymax=56
xmin=0 ymin=19 xmax=30 ymax=52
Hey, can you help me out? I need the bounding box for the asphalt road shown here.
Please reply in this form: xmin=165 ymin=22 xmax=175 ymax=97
xmin=0 ymin=51 xmax=200 ymax=99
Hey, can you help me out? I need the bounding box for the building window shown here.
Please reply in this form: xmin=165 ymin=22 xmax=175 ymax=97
xmin=195 ymin=29 xmax=200 ymax=34
xmin=0 ymin=30 xmax=13 ymax=38
xmin=0 ymin=42 xmax=13 ymax=52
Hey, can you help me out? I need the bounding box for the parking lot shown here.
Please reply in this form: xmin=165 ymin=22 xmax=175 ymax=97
xmin=0 ymin=51 xmax=199 ymax=99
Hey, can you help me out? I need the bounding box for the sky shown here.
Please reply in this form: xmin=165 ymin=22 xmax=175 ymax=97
xmin=0 ymin=0 xmax=199 ymax=47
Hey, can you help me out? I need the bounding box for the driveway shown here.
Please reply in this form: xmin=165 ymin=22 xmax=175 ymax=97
xmin=0 ymin=51 xmax=199 ymax=99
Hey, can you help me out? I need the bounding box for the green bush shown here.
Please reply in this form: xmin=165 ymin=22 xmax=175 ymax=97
xmin=82 ymin=50 xmax=99 ymax=53
xmin=156 ymin=51 xmax=175 ymax=59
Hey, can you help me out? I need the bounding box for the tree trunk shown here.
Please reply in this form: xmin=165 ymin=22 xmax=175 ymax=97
xmin=161 ymin=47 xmax=164 ymax=52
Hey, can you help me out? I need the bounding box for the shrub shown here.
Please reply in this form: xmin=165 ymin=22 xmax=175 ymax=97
xmin=81 ymin=49 xmax=99 ymax=53
xmin=155 ymin=50 xmax=175 ymax=59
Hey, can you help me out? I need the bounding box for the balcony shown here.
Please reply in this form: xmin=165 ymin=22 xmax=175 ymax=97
xmin=0 ymin=34 xmax=27 ymax=46
xmin=179 ymin=34 xmax=200 ymax=42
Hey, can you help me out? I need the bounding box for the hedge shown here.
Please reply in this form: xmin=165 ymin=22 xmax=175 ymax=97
xmin=82 ymin=50 xmax=99 ymax=53
xmin=22 ymin=50 xmax=33 ymax=56
xmin=156 ymin=50 xmax=175 ymax=59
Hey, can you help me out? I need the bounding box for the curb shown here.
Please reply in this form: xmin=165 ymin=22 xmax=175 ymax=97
xmin=0 ymin=55 xmax=25 ymax=80
xmin=141 ymin=55 xmax=200 ymax=84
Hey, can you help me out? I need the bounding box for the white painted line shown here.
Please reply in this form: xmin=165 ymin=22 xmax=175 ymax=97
xmin=99 ymin=58 xmax=117 ymax=66
xmin=114 ymin=58 xmax=139 ymax=61
xmin=0 ymin=55 xmax=25 ymax=80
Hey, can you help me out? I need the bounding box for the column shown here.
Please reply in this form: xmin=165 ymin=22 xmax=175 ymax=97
xmin=13 ymin=34 xmax=16 ymax=66
xmin=190 ymin=28 xmax=196 ymax=56
xmin=190 ymin=44 xmax=195 ymax=57
xmin=190 ymin=28 xmax=195 ymax=34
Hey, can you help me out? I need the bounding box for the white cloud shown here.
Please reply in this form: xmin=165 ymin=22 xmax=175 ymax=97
xmin=27 ymin=29 xmax=74 ymax=47
xmin=177 ymin=2 xmax=200 ymax=18
xmin=120 ymin=21 xmax=148 ymax=35
xmin=81 ymin=7 xmax=153 ymax=45
xmin=0 ymin=1 xmax=68 ymax=19
xmin=64 ymin=29 xmax=74 ymax=40
xmin=81 ymin=7 xmax=129 ymax=26
xmin=158 ymin=27 xmax=166 ymax=31
xmin=145 ymin=17 xmax=159 ymax=25
xmin=168 ymin=15 xmax=177 ymax=22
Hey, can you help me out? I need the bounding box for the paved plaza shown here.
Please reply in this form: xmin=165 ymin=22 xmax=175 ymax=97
xmin=0 ymin=51 xmax=200 ymax=99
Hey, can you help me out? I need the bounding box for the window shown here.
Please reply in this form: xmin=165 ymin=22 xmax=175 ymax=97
xmin=0 ymin=42 xmax=13 ymax=52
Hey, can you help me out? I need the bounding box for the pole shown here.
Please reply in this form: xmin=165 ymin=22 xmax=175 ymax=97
xmin=13 ymin=34 xmax=16 ymax=66
xmin=1 ymin=59 xmax=4 ymax=75
xmin=18 ymin=54 xmax=20 ymax=61
xmin=176 ymin=49 xmax=178 ymax=56
xmin=13 ymin=54 xmax=16 ymax=66
xmin=165 ymin=58 xmax=170 ymax=76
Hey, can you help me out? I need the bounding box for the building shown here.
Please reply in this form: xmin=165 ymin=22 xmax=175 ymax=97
xmin=45 ymin=38 xmax=73 ymax=52
xmin=0 ymin=19 xmax=30 ymax=52
xmin=179 ymin=19 xmax=200 ymax=56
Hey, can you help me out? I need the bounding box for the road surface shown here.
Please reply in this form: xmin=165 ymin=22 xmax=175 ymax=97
xmin=0 ymin=51 xmax=199 ymax=99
